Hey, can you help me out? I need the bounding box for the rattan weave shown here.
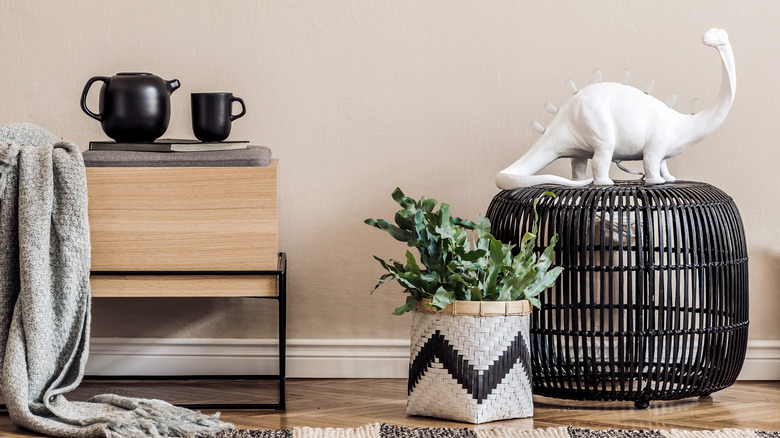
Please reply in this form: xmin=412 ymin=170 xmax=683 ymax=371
xmin=414 ymin=299 xmax=532 ymax=316
xmin=485 ymin=180 xmax=749 ymax=408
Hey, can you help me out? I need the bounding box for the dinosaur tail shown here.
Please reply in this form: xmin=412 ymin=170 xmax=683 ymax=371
xmin=495 ymin=141 xmax=593 ymax=189
xmin=495 ymin=172 xmax=593 ymax=189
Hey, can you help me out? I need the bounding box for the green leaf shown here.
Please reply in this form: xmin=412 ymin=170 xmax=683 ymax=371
xmin=424 ymin=212 xmax=441 ymax=233
xmin=391 ymin=187 xmax=414 ymax=209
xmin=421 ymin=198 xmax=438 ymax=213
xmin=394 ymin=210 xmax=414 ymax=230
xmin=420 ymin=272 xmax=440 ymax=283
xmin=531 ymin=199 xmax=542 ymax=236
xmin=458 ymin=248 xmax=487 ymax=262
xmin=507 ymin=268 xmax=537 ymax=300
xmin=535 ymin=234 xmax=558 ymax=274
xmin=452 ymin=216 xmax=478 ymax=229
xmin=371 ymin=273 xmax=396 ymax=293
xmin=469 ymin=285 xmax=483 ymax=301
xmin=502 ymin=243 xmax=514 ymax=266
xmin=431 ymin=287 xmax=456 ymax=309
xmin=518 ymin=230 xmax=536 ymax=262
xmin=444 ymin=270 xmax=474 ymax=291
xmin=496 ymin=281 xmax=512 ymax=301
xmin=436 ymin=224 xmax=456 ymax=242
xmin=483 ymin=235 xmax=504 ymax=296
xmin=372 ymin=255 xmax=396 ymax=274
xmin=394 ymin=276 xmax=417 ymax=292
xmin=530 ymin=191 xmax=556 ymax=236
xmin=476 ymin=215 xmax=492 ymax=235
xmin=406 ymin=250 xmax=421 ymax=275
xmin=524 ymin=266 xmax=563 ymax=298
xmin=392 ymin=295 xmax=419 ymax=315
xmin=440 ymin=203 xmax=451 ymax=225
xmin=413 ymin=209 xmax=426 ymax=237
xmin=365 ymin=218 xmax=413 ymax=242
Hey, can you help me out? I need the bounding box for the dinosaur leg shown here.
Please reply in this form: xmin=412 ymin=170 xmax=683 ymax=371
xmin=571 ymin=158 xmax=588 ymax=180
xmin=591 ymin=149 xmax=614 ymax=186
xmin=642 ymin=151 xmax=666 ymax=184
xmin=660 ymin=160 xmax=676 ymax=182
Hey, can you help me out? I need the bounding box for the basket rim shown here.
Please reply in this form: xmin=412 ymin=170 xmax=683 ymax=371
xmin=414 ymin=298 xmax=532 ymax=316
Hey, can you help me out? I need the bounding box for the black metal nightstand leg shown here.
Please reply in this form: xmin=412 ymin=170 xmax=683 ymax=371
xmin=1 ymin=253 xmax=290 ymax=412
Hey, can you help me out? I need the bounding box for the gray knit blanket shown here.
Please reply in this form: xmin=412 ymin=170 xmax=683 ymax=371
xmin=0 ymin=123 xmax=234 ymax=437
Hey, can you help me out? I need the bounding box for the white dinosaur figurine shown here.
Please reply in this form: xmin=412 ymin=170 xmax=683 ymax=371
xmin=496 ymin=28 xmax=735 ymax=188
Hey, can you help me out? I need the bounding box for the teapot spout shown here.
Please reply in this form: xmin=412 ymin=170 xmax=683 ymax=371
xmin=166 ymin=79 xmax=181 ymax=94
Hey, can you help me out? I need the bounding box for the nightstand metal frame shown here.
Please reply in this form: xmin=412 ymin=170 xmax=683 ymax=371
xmin=89 ymin=252 xmax=288 ymax=410
xmin=0 ymin=253 xmax=287 ymax=412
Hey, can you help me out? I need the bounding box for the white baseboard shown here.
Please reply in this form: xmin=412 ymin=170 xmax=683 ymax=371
xmin=738 ymin=340 xmax=780 ymax=380
xmin=86 ymin=338 xmax=410 ymax=378
xmin=86 ymin=338 xmax=780 ymax=380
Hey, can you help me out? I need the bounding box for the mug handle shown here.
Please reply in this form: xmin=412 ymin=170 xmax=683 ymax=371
xmin=230 ymin=97 xmax=246 ymax=121
xmin=80 ymin=76 xmax=109 ymax=122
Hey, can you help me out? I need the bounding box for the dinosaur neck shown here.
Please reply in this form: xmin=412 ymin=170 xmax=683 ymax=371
xmin=689 ymin=43 xmax=736 ymax=140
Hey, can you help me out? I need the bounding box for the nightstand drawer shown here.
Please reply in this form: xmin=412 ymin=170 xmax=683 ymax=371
xmin=90 ymin=274 xmax=278 ymax=297
xmin=86 ymin=160 xmax=278 ymax=271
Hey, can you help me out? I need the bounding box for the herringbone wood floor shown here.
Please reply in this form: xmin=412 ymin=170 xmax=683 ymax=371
xmin=0 ymin=379 xmax=778 ymax=436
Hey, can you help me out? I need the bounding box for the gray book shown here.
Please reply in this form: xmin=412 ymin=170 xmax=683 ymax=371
xmin=88 ymin=139 xmax=249 ymax=152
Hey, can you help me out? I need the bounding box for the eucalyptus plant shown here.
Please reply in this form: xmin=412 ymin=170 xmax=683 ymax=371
xmin=365 ymin=188 xmax=562 ymax=315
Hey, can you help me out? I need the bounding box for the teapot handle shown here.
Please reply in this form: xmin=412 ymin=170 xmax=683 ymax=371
xmin=80 ymin=76 xmax=109 ymax=122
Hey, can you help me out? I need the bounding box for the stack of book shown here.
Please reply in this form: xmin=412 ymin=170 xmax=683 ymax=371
xmin=88 ymin=139 xmax=250 ymax=152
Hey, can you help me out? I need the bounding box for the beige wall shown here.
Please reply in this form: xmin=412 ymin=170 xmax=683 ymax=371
xmin=1 ymin=1 xmax=778 ymax=341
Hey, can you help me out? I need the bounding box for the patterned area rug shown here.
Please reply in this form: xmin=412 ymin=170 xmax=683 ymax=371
xmin=217 ymin=423 xmax=780 ymax=438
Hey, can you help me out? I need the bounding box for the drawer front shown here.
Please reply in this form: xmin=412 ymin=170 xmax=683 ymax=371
xmin=87 ymin=163 xmax=278 ymax=271
xmin=90 ymin=274 xmax=278 ymax=297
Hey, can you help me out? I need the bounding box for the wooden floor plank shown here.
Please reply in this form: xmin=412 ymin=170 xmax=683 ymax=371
xmin=0 ymin=379 xmax=778 ymax=437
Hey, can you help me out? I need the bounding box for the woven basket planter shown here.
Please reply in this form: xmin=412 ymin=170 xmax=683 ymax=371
xmin=407 ymin=299 xmax=534 ymax=424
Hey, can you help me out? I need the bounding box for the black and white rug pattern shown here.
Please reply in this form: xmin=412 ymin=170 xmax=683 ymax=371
xmin=218 ymin=424 xmax=780 ymax=438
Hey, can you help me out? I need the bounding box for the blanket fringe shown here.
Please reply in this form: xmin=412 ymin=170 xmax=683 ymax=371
xmin=89 ymin=394 xmax=233 ymax=438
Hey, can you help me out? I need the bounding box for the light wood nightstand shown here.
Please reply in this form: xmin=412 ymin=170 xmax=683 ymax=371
xmin=83 ymin=148 xmax=285 ymax=410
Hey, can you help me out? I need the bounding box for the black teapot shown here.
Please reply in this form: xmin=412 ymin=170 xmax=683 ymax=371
xmin=80 ymin=73 xmax=180 ymax=142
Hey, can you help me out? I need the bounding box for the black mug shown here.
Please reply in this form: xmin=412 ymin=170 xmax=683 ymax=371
xmin=191 ymin=92 xmax=246 ymax=142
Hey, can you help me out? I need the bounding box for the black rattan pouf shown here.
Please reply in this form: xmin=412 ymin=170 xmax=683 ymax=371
xmin=486 ymin=181 xmax=749 ymax=408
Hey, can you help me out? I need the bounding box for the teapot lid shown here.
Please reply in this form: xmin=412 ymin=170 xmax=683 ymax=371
xmin=116 ymin=72 xmax=152 ymax=76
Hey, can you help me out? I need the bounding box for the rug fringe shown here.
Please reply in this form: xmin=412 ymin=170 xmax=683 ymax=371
xmin=218 ymin=423 xmax=776 ymax=438
xmin=661 ymin=430 xmax=765 ymax=438
xmin=293 ymin=423 xmax=382 ymax=438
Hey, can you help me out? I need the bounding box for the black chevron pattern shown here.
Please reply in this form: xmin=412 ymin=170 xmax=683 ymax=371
xmin=408 ymin=329 xmax=532 ymax=404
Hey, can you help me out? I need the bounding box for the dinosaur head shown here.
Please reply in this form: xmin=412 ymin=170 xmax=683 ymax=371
xmin=703 ymin=28 xmax=729 ymax=48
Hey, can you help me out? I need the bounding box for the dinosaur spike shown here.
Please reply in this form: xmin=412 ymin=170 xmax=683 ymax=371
xmin=565 ymin=79 xmax=578 ymax=94
xmin=690 ymin=98 xmax=701 ymax=114
xmin=643 ymin=78 xmax=655 ymax=94
xmin=620 ymin=69 xmax=631 ymax=85
xmin=665 ymin=93 xmax=678 ymax=108
xmin=544 ymin=102 xmax=559 ymax=114
xmin=592 ymin=69 xmax=603 ymax=83
xmin=531 ymin=120 xmax=546 ymax=134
